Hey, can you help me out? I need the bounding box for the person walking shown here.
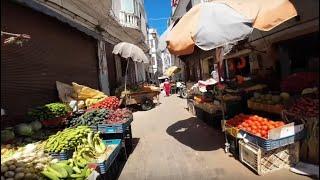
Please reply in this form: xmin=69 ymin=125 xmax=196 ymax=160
xmin=163 ymin=79 xmax=171 ymax=96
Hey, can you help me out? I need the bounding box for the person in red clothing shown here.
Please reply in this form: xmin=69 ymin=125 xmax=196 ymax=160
xmin=163 ymin=78 xmax=171 ymax=96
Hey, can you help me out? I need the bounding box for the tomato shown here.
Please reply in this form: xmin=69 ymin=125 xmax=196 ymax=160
xmin=268 ymin=125 xmax=275 ymax=129
xmin=247 ymin=127 xmax=252 ymax=132
xmin=242 ymin=122 xmax=249 ymax=127
xmin=261 ymin=125 xmax=268 ymax=131
xmin=246 ymin=120 xmax=253 ymax=124
xmin=256 ymin=133 xmax=262 ymax=137
xmin=251 ymin=125 xmax=258 ymax=130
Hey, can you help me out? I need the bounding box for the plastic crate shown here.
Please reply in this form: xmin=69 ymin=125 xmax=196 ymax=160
xmin=49 ymin=150 xmax=74 ymax=161
xmin=97 ymin=117 xmax=133 ymax=134
xmin=239 ymin=129 xmax=305 ymax=151
xmin=239 ymin=140 xmax=300 ymax=175
xmin=87 ymin=139 xmax=122 ymax=174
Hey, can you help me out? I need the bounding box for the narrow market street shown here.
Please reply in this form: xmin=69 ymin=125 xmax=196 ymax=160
xmin=118 ymin=95 xmax=310 ymax=180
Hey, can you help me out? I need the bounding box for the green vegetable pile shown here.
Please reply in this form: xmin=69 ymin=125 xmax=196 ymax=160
xmin=44 ymin=126 xmax=92 ymax=153
xmin=42 ymin=128 xmax=107 ymax=180
xmin=27 ymin=103 xmax=71 ymax=121
xmin=66 ymin=109 xmax=111 ymax=127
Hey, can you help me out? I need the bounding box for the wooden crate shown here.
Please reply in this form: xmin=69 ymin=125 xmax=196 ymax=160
xmin=239 ymin=140 xmax=300 ymax=175
xmin=247 ymin=100 xmax=284 ymax=114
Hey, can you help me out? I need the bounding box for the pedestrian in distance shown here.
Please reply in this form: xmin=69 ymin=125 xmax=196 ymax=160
xmin=163 ymin=78 xmax=171 ymax=96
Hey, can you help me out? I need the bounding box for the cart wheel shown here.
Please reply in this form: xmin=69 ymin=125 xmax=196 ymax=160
xmin=141 ymin=99 xmax=154 ymax=111
xmin=180 ymin=88 xmax=188 ymax=99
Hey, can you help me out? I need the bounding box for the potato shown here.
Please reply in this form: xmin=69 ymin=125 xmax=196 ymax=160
xmin=14 ymin=172 xmax=24 ymax=180
xmin=4 ymin=171 xmax=15 ymax=178
xmin=14 ymin=167 xmax=24 ymax=173
xmin=1 ymin=165 xmax=8 ymax=173
xmin=8 ymin=165 xmax=16 ymax=171
xmin=35 ymin=164 xmax=44 ymax=170
xmin=15 ymin=163 xmax=24 ymax=168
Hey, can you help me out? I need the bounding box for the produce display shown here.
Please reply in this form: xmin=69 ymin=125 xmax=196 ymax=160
xmin=1 ymin=84 xmax=135 ymax=180
xmin=41 ymin=131 xmax=107 ymax=180
xmin=2 ymin=121 xmax=45 ymax=144
xmin=250 ymin=92 xmax=290 ymax=105
xmin=89 ymin=97 xmax=120 ymax=110
xmin=66 ymin=109 xmax=111 ymax=127
xmin=226 ymin=114 xmax=286 ymax=139
xmin=27 ymin=103 xmax=71 ymax=121
xmin=1 ymin=142 xmax=52 ymax=180
xmin=44 ymin=126 xmax=92 ymax=153
xmin=42 ymin=161 xmax=92 ymax=180
xmin=105 ymin=108 xmax=132 ymax=124
xmin=287 ymin=97 xmax=319 ymax=117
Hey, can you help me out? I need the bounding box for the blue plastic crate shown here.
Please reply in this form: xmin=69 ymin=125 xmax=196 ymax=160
xmin=97 ymin=117 xmax=133 ymax=134
xmin=49 ymin=150 xmax=74 ymax=161
xmin=87 ymin=139 xmax=122 ymax=174
xmin=239 ymin=129 xmax=305 ymax=151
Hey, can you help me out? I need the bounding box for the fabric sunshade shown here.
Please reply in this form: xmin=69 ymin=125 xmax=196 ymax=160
xmin=166 ymin=0 xmax=297 ymax=56
xmin=112 ymin=42 xmax=149 ymax=63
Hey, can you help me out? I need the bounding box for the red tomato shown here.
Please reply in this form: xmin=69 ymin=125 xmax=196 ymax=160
xmin=251 ymin=125 xmax=258 ymax=130
xmin=256 ymin=133 xmax=262 ymax=137
xmin=242 ymin=122 xmax=249 ymax=127
xmin=268 ymin=125 xmax=275 ymax=129
xmin=262 ymin=125 xmax=268 ymax=131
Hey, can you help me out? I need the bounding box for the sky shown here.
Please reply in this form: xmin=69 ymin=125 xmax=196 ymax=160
xmin=144 ymin=0 xmax=171 ymax=36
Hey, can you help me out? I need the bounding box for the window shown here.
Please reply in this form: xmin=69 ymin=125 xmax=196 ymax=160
xmin=121 ymin=0 xmax=134 ymax=13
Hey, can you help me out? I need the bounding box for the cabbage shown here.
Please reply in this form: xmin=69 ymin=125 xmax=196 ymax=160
xmin=15 ymin=123 xmax=33 ymax=136
xmin=1 ymin=129 xmax=15 ymax=143
xmin=29 ymin=120 xmax=42 ymax=131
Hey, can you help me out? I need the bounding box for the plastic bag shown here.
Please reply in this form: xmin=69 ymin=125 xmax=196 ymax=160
xmin=56 ymin=81 xmax=75 ymax=103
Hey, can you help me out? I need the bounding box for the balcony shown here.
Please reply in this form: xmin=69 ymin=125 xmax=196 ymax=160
xmin=119 ymin=11 xmax=140 ymax=29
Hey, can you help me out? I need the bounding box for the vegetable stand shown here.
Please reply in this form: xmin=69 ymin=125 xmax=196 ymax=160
xmin=121 ymin=90 xmax=160 ymax=111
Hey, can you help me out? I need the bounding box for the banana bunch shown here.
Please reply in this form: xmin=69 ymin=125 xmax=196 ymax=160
xmin=71 ymin=131 xmax=106 ymax=167
xmin=45 ymin=126 xmax=92 ymax=153
xmin=41 ymin=160 xmax=92 ymax=180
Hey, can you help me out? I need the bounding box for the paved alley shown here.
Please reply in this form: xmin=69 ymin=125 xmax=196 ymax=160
xmin=118 ymin=95 xmax=310 ymax=180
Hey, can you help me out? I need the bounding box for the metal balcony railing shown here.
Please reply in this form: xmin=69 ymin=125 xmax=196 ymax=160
xmin=119 ymin=11 xmax=140 ymax=29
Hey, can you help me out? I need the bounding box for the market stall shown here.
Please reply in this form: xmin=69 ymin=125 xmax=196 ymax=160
xmin=1 ymin=82 xmax=136 ymax=180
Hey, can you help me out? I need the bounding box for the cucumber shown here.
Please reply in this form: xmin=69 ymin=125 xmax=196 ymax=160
xmin=41 ymin=170 xmax=60 ymax=180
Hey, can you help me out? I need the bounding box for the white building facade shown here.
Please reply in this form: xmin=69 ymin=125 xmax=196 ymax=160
xmin=148 ymin=28 xmax=163 ymax=81
xmin=110 ymin=0 xmax=150 ymax=85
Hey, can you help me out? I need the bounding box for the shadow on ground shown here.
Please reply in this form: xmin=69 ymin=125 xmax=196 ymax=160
xmin=131 ymin=137 xmax=140 ymax=153
xmin=166 ymin=117 xmax=224 ymax=151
